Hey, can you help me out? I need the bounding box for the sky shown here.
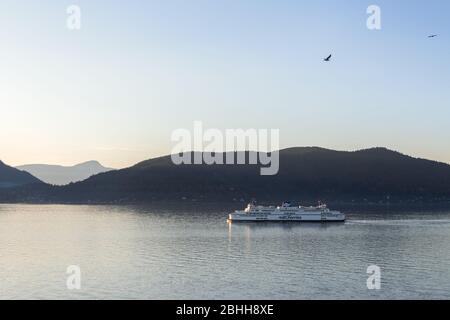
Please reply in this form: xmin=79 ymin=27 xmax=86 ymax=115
xmin=0 ymin=0 xmax=449 ymax=168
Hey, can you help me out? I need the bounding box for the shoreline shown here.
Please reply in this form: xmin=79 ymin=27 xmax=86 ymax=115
xmin=2 ymin=199 xmax=450 ymax=213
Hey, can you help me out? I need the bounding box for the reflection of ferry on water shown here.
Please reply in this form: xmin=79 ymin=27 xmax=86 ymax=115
xmin=228 ymin=201 xmax=345 ymax=222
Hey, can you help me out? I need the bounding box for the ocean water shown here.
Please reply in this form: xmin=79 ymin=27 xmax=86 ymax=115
xmin=1 ymin=204 xmax=450 ymax=300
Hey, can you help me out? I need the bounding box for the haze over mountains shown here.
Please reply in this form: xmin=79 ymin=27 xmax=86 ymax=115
xmin=16 ymin=161 xmax=114 ymax=186
xmin=2 ymin=147 xmax=450 ymax=205
xmin=0 ymin=160 xmax=42 ymax=188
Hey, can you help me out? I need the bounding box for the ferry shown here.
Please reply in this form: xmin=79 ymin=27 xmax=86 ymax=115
xmin=228 ymin=201 xmax=345 ymax=222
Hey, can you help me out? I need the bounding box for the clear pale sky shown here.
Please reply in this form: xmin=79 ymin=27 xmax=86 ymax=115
xmin=1 ymin=0 xmax=449 ymax=168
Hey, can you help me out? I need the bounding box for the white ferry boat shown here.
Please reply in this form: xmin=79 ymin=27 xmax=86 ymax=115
xmin=228 ymin=201 xmax=345 ymax=222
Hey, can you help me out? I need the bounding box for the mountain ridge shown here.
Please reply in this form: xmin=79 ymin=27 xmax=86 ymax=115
xmin=16 ymin=161 xmax=114 ymax=186
xmin=0 ymin=161 xmax=42 ymax=188
xmin=2 ymin=147 xmax=450 ymax=205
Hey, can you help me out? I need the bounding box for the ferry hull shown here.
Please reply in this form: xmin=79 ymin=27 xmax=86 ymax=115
xmin=228 ymin=211 xmax=345 ymax=222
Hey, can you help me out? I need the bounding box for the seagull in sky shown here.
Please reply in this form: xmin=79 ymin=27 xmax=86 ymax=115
xmin=324 ymin=54 xmax=332 ymax=62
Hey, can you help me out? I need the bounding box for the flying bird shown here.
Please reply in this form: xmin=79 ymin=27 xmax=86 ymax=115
xmin=324 ymin=54 xmax=332 ymax=62
xmin=428 ymin=34 xmax=438 ymax=38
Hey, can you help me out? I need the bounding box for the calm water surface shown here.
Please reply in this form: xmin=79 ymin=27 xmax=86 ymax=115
xmin=1 ymin=204 xmax=450 ymax=299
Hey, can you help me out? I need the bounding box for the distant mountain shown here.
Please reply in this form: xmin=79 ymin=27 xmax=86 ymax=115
xmin=0 ymin=160 xmax=42 ymax=188
xmin=3 ymin=147 xmax=450 ymax=205
xmin=16 ymin=161 xmax=114 ymax=185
